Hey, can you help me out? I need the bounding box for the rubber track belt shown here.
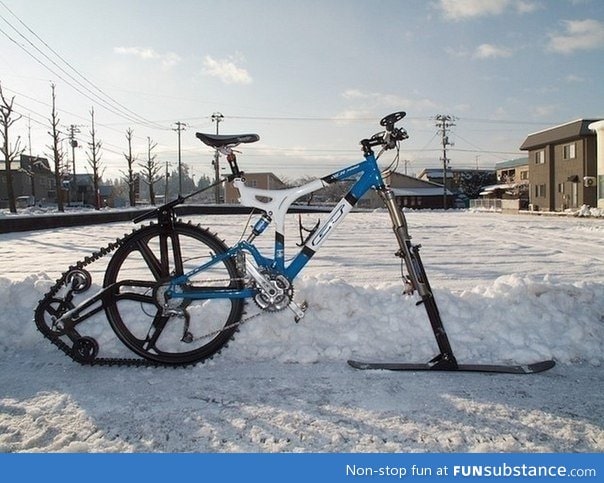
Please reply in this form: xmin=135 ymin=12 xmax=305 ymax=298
xmin=34 ymin=227 xmax=185 ymax=367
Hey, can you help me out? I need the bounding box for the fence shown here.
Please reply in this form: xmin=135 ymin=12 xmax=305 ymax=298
xmin=469 ymin=199 xmax=522 ymax=213
xmin=469 ymin=199 xmax=502 ymax=211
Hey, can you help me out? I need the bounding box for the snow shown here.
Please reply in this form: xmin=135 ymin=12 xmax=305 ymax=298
xmin=0 ymin=210 xmax=603 ymax=452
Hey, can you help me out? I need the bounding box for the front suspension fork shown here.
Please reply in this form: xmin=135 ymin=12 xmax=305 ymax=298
xmin=380 ymin=188 xmax=458 ymax=369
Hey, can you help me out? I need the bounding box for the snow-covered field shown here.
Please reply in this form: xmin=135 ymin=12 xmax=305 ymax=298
xmin=0 ymin=210 xmax=603 ymax=452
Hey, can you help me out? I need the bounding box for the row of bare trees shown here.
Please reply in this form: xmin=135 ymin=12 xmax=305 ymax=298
xmin=1 ymin=81 xmax=168 ymax=212
xmin=122 ymin=128 xmax=165 ymax=206
xmin=0 ymin=82 xmax=24 ymax=213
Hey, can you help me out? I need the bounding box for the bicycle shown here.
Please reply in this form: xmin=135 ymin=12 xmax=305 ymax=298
xmin=35 ymin=112 xmax=554 ymax=374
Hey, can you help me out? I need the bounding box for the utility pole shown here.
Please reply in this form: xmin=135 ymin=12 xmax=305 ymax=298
xmin=27 ymin=115 xmax=32 ymax=156
xmin=435 ymin=114 xmax=455 ymax=210
xmin=211 ymin=112 xmax=224 ymax=204
xmin=27 ymin=116 xmax=35 ymax=200
xmin=68 ymin=124 xmax=81 ymax=202
xmin=173 ymin=121 xmax=187 ymax=196
xmin=165 ymin=160 xmax=170 ymax=201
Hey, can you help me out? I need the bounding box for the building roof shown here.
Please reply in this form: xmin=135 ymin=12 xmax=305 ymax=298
xmin=74 ymin=174 xmax=94 ymax=185
xmin=391 ymin=187 xmax=453 ymax=196
xmin=388 ymin=171 xmax=454 ymax=195
xmin=417 ymin=167 xmax=494 ymax=179
xmin=494 ymin=157 xmax=528 ymax=170
xmin=417 ymin=168 xmax=454 ymax=178
xmin=520 ymin=119 xmax=601 ymax=150
xmin=1 ymin=155 xmax=51 ymax=171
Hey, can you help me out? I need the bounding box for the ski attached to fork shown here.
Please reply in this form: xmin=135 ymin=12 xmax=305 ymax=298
xmin=356 ymin=187 xmax=557 ymax=375
xmin=347 ymin=359 xmax=555 ymax=374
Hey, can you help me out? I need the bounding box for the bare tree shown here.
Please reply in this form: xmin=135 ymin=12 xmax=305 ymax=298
xmin=0 ymin=82 xmax=25 ymax=213
xmin=86 ymin=107 xmax=104 ymax=210
xmin=122 ymin=128 xmax=137 ymax=207
xmin=139 ymin=137 xmax=162 ymax=205
xmin=47 ymin=83 xmax=65 ymax=212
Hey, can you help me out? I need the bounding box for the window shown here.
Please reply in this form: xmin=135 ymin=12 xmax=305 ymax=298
xmin=520 ymin=171 xmax=528 ymax=180
xmin=557 ymin=183 xmax=565 ymax=194
xmin=535 ymin=150 xmax=545 ymax=164
xmin=535 ymin=184 xmax=546 ymax=198
xmin=563 ymin=143 xmax=576 ymax=160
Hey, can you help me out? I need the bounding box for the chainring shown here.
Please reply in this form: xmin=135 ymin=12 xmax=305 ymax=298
xmin=253 ymin=270 xmax=294 ymax=312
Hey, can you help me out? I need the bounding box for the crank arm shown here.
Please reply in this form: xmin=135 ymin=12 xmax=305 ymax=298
xmin=289 ymin=300 xmax=308 ymax=322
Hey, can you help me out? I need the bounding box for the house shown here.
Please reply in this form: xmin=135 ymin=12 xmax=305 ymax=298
xmin=363 ymin=171 xmax=456 ymax=209
xmin=224 ymin=172 xmax=286 ymax=204
xmin=495 ymin=157 xmax=529 ymax=184
xmin=478 ymin=157 xmax=530 ymax=209
xmin=588 ymin=120 xmax=604 ymax=209
xmin=417 ymin=168 xmax=455 ymax=191
xmin=0 ymin=154 xmax=56 ymax=207
xmin=389 ymin=171 xmax=456 ymax=209
xmin=417 ymin=167 xmax=496 ymax=199
xmin=72 ymin=174 xmax=96 ymax=205
xmin=68 ymin=174 xmax=117 ymax=207
xmin=520 ymin=119 xmax=600 ymax=211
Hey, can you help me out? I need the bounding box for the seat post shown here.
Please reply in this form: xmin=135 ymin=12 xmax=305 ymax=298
xmin=226 ymin=152 xmax=242 ymax=176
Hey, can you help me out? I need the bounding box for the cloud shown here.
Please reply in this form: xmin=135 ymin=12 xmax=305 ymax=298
xmin=514 ymin=0 xmax=540 ymax=14
xmin=547 ymin=19 xmax=604 ymax=54
xmin=437 ymin=0 xmax=540 ymax=20
xmin=202 ymin=55 xmax=252 ymax=85
xmin=113 ymin=46 xmax=182 ymax=68
xmin=341 ymin=89 xmax=438 ymax=111
xmin=473 ymin=43 xmax=513 ymax=59
xmin=533 ymin=104 xmax=558 ymax=118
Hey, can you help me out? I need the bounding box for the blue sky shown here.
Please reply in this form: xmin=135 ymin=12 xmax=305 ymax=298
xmin=1 ymin=0 xmax=603 ymax=182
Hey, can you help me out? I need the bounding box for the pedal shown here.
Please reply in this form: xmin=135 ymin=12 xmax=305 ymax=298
xmin=289 ymin=300 xmax=308 ymax=323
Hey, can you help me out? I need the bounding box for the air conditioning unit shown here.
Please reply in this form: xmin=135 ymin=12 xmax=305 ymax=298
xmin=583 ymin=176 xmax=596 ymax=187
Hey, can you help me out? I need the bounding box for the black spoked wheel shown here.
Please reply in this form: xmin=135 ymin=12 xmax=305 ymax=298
xmin=103 ymin=222 xmax=244 ymax=365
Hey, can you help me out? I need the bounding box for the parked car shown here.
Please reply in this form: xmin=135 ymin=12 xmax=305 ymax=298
xmin=16 ymin=195 xmax=35 ymax=208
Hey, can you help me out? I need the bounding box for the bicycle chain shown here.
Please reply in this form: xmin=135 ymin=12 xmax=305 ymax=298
xmin=33 ymin=224 xmax=260 ymax=368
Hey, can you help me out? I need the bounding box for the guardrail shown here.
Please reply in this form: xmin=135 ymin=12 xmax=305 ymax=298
xmin=0 ymin=204 xmax=331 ymax=234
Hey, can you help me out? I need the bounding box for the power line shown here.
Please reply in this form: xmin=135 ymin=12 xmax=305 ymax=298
xmin=459 ymin=116 xmax=562 ymax=126
xmin=0 ymin=23 xmax=145 ymax=127
xmin=0 ymin=0 xmax=167 ymax=130
xmin=7 ymin=85 xmax=161 ymax=150
xmin=0 ymin=2 xmax=168 ymax=130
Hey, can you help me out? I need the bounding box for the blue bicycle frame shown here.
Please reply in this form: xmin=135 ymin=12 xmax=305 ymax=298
xmin=168 ymin=152 xmax=386 ymax=301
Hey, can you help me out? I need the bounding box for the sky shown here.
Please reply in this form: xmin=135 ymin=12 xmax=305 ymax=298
xmin=1 ymin=0 xmax=604 ymax=184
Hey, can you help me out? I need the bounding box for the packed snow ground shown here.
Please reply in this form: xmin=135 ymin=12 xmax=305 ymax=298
xmin=0 ymin=210 xmax=603 ymax=452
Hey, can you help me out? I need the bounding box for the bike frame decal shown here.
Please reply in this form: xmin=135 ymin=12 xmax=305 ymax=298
xmin=169 ymin=153 xmax=385 ymax=300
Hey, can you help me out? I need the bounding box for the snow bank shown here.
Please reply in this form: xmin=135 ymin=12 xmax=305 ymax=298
xmin=576 ymin=204 xmax=604 ymax=218
xmin=3 ymin=273 xmax=602 ymax=366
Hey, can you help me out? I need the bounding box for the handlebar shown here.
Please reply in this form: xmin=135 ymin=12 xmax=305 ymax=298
xmin=361 ymin=111 xmax=408 ymax=154
xmin=380 ymin=111 xmax=406 ymax=129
